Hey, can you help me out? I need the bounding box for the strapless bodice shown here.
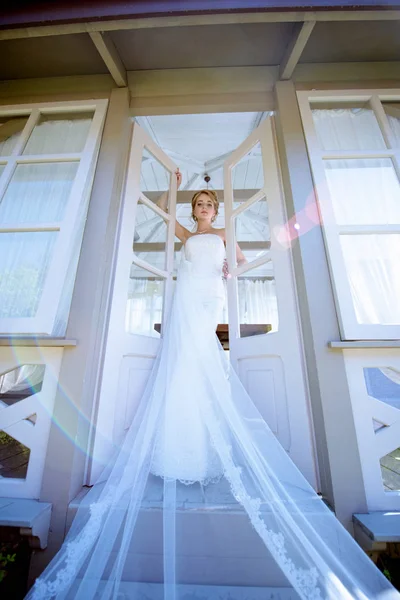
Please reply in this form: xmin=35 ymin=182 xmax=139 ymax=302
xmin=183 ymin=233 xmax=225 ymax=278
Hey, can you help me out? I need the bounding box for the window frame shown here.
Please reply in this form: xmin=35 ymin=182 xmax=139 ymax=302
xmin=297 ymin=89 xmax=400 ymax=341
xmin=0 ymin=99 xmax=108 ymax=335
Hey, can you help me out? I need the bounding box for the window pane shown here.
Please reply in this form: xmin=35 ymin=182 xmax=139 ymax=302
xmin=232 ymin=141 xmax=264 ymax=196
xmin=141 ymin=147 xmax=171 ymax=196
xmin=126 ymin=265 xmax=164 ymax=337
xmin=340 ymin=234 xmax=400 ymax=325
xmin=0 ymin=232 xmax=57 ymax=319
xmin=238 ymin=275 xmax=278 ymax=337
xmin=382 ymin=102 xmax=400 ymax=146
xmin=364 ymin=367 xmax=400 ymax=492
xmin=23 ymin=112 xmax=93 ymax=155
xmin=324 ymin=158 xmax=400 ymax=225
xmin=0 ymin=165 xmax=5 ymax=179
xmin=0 ymin=162 xmax=78 ymax=225
xmin=234 ymin=195 xmax=270 ymax=264
xmin=311 ymin=106 xmax=386 ymax=151
xmin=0 ymin=364 xmax=45 ymax=406
xmin=0 ymin=430 xmax=30 ymax=479
xmin=0 ymin=115 xmax=28 ymax=156
xmin=133 ymin=199 xmax=167 ymax=271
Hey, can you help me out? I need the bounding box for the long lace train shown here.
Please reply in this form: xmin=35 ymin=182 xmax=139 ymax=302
xmin=27 ymin=236 xmax=400 ymax=600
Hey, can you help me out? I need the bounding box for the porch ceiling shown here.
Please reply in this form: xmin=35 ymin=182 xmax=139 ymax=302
xmin=0 ymin=18 xmax=399 ymax=81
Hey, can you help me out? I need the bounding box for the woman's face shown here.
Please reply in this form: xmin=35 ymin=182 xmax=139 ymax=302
xmin=193 ymin=193 xmax=216 ymax=224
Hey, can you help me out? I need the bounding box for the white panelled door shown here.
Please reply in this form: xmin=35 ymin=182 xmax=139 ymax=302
xmin=88 ymin=122 xmax=177 ymax=484
xmin=224 ymin=117 xmax=317 ymax=487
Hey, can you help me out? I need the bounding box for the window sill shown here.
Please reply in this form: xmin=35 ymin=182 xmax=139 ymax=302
xmin=329 ymin=341 xmax=400 ymax=349
xmin=0 ymin=337 xmax=77 ymax=347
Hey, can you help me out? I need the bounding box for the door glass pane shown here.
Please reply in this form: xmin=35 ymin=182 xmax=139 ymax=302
xmin=0 ymin=232 xmax=57 ymax=319
xmin=23 ymin=112 xmax=94 ymax=154
xmin=0 ymin=115 xmax=28 ymax=156
xmin=0 ymin=162 xmax=78 ymax=225
xmin=234 ymin=195 xmax=270 ymax=264
xmin=238 ymin=270 xmax=278 ymax=338
xmin=231 ymin=141 xmax=264 ymax=198
xmin=363 ymin=367 xmax=400 ymax=492
xmin=324 ymin=158 xmax=400 ymax=225
xmin=311 ymin=105 xmax=386 ymax=151
xmin=126 ymin=264 xmax=164 ymax=337
xmin=140 ymin=147 xmax=171 ymax=212
xmin=340 ymin=234 xmax=400 ymax=325
xmin=133 ymin=199 xmax=167 ymax=272
xmin=382 ymin=102 xmax=400 ymax=146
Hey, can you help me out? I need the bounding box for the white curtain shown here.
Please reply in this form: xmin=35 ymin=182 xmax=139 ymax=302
xmin=126 ymin=278 xmax=164 ymax=337
xmin=0 ymin=116 xmax=92 ymax=334
xmin=0 ymin=364 xmax=45 ymax=396
xmin=236 ymin=278 xmax=279 ymax=332
xmin=312 ymin=109 xmax=400 ymax=326
xmin=126 ymin=277 xmax=279 ymax=335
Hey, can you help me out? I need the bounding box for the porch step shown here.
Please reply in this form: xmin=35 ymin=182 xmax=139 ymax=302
xmin=68 ymin=477 xmax=289 ymax=588
xmin=71 ymin=582 xmax=297 ymax=599
xmin=0 ymin=497 xmax=52 ymax=549
xmin=353 ymin=511 xmax=400 ymax=550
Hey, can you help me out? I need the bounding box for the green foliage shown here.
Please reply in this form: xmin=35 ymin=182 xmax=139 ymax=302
xmin=0 ymin=548 xmax=17 ymax=583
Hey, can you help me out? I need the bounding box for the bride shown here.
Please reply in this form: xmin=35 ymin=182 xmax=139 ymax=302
xmin=27 ymin=171 xmax=399 ymax=599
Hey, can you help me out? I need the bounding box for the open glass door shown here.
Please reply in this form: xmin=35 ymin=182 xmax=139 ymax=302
xmin=224 ymin=116 xmax=317 ymax=487
xmin=88 ymin=121 xmax=177 ymax=483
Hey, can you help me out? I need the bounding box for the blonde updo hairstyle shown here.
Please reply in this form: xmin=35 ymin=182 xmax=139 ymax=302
xmin=191 ymin=189 xmax=219 ymax=223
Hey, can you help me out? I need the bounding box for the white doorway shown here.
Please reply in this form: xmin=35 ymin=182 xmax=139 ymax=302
xmin=88 ymin=111 xmax=318 ymax=489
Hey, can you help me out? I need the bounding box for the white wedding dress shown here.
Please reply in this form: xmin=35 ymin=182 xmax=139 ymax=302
xmin=27 ymin=234 xmax=399 ymax=600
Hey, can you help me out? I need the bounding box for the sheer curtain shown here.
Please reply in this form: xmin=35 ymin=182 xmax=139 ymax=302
xmin=312 ymin=108 xmax=400 ymax=326
xmin=0 ymin=115 xmax=93 ymax=335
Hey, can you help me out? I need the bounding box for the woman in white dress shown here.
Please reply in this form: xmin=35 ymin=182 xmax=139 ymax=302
xmin=27 ymin=172 xmax=399 ymax=600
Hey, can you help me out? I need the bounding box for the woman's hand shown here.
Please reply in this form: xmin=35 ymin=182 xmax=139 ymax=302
xmin=175 ymin=168 xmax=182 ymax=189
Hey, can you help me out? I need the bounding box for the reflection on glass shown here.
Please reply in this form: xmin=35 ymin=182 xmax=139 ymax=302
xmin=133 ymin=199 xmax=167 ymax=272
xmin=0 ymin=232 xmax=57 ymax=318
xmin=126 ymin=264 xmax=164 ymax=337
xmin=0 ymin=165 xmax=5 ymax=179
xmin=324 ymin=158 xmax=400 ymax=226
xmin=0 ymin=162 xmax=78 ymax=225
xmin=0 ymin=364 xmax=45 ymax=406
xmin=382 ymin=102 xmax=400 ymax=146
xmin=231 ymin=141 xmax=264 ymax=194
xmin=23 ymin=112 xmax=94 ymax=155
xmin=234 ymin=195 xmax=270 ymax=264
xmin=311 ymin=105 xmax=386 ymax=151
xmin=0 ymin=430 xmax=31 ymax=479
xmin=140 ymin=147 xmax=171 ymax=212
xmin=340 ymin=234 xmax=400 ymax=325
xmin=0 ymin=115 xmax=28 ymax=156
xmin=363 ymin=367 xmax=400 ymax=492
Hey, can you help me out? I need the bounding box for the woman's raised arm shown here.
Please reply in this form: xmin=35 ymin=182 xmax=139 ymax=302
xmin=156 ymin=169 xmax=190 ymax=243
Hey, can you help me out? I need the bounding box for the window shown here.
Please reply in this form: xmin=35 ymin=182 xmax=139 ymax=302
xmin=0 ymin=100 xmax=108 ymax=335
xmin=298 ymin=91 xmax=400 ymax=340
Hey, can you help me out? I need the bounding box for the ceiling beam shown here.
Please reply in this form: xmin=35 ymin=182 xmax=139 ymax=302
xmin=133 ymin=241 xmax=271 ymax=253
xmin=279 ymin=21 xmax=316 ymax=80
xmin=89 ymin=31 xmax=127 ymax=87
xmin=145 ymin=189 xmax=258 ymax=204
xmin=1 ymin=11 xmax=400 ymax=40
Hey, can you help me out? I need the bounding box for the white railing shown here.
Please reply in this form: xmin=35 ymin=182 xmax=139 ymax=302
xmin=0 ymin=346 xmax=63 ymax=499
xmin=344 ymin=348 xmax=400 ymax=512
